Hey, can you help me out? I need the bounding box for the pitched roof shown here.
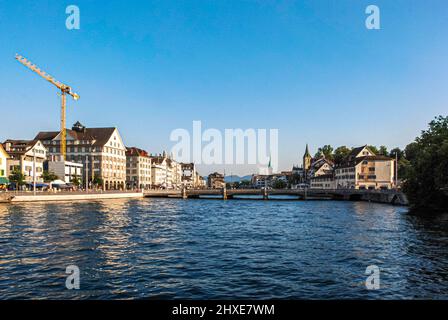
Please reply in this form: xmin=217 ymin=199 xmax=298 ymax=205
xmin=311 ymin=156 xmax=334 ymax=169
xmin=336 ymin=155 xmax=393 ymax=169
xmin=2 ymin=139 xmax=40 ymax=156
xmin=150 ymin=155 xmax=167 ymax=165
xmin=126 ymin=147 xmax=149 ymax=157
xmin=348 ymin=145 xmax=367 ymax=157
xmin=34 ymin=127 xmax=116 ymax=147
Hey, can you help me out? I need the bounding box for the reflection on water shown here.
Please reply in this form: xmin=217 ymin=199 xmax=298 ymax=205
xmin=0 ymin=199 xmax=447 ymax=299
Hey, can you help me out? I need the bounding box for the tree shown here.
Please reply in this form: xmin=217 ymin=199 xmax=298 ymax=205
xmin=272 ymin=179 xmax=287 ymax=189
xmin=315 ymin=145 xmax=334 ymax=160
xmin=71 ymin=175 xmax=81 ymax=187
xmin=333 ymin=146 xmax=351 ymax=165
xmin=389 ymin=147 xmax=405 ymax=161
xmin=403 ymin=116 xmax=448 ymax=213
xmin=42 ymin=170 xmax=59 ymax=182
xmin=378 ymin=145 xmax=388 ymax=156
xmin=9 ymin=168 xmax=25 ymax=189
xmin=92 ymin=175 xmax=103 ymax=187
xmin=240 ymin=180 xmax=252 ymax=188
xmin=389 ymin=147 xmax=409 ymax=178
xmin=367 ymin=145 xmax=379 ymax=155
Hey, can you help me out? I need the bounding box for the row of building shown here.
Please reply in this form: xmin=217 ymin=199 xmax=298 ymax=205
xmin=0 ymin=121 xmax=397 ymax=191
xmin=251 ymin=145 xmax=396 ymax=190
xmin=0 ymin=121 xmax=206 ymax=190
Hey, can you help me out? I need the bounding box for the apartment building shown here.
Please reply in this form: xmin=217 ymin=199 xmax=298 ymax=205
xmin=126 ymin=147 xmax=152 ymax=189
xmin=150 ymin=152 xmax=182 ymax=189
xmin=208 ymin=172 xmax=225 ymax=189
xmin=334 ymin=145 xmax=395 ymax=190
xmin=3 ymin=139 xmax=47 ymax=184
xmin=35 ymin=121 xmax=127 ymax=190
xmin=310 ymin=173 xmax=335 ymax=189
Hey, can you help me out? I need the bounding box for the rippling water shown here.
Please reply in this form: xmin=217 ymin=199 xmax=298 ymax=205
xmin=0 ymin=198 xmax=447 ymax=299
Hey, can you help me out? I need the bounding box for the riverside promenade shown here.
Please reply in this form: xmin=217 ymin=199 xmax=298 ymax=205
xmin=0 ymin=190 xmax=143 ymax=203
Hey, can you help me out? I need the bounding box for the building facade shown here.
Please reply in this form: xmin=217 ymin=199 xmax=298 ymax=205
xmin=208 ymin=172 xmax=225 ymax=189
xmin=45 ymin=160 xmax=83 ymax=184
xmin=126 ymin=147 xmax=152 ymax=189
xmin=0 ymin=144 xmax=9 ymax=188
xmin=35 ymin=121 xmax=127 ymax=190
xmin=3 ymin=139 xmax=47 ymax=184
xmin=310 ymin=173 xmax=336 ymax=189
xmin=150 ymin=153 xmax=182 ymax=189
xmin=334 ymin=145 xmax=395 ymax=190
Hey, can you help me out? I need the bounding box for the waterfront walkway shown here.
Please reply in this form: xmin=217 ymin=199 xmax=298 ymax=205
xmin=0 ymin=190 xmax=143 ymax=203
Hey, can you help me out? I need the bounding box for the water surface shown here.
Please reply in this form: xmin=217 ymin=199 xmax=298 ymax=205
xmin=0 ymin=199 xmax=447 ymax=299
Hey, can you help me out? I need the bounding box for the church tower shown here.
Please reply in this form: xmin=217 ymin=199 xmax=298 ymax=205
xmin=303 ymin=144 xmax=312 ymax=171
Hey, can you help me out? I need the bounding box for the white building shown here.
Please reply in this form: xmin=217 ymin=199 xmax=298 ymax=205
xmin=310 ymin=174 xmax=335 ymax=189
xmin=35 ymin=121 xmax=127 ymax=190
xmin=126 ymin=147 xmax=152 ymax=189
xmin=150 ymin=152 xmax=182 ymax=189
xmin=334 ymin=145 xmax=395 ymax=190
xmin=3 ymin=139 xmax=47 ymax=184
xmin=46 ymin=159 xmax=83 ymax=184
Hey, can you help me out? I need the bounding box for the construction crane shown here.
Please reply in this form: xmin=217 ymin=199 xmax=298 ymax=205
xmin=15 ymin=54 xmax=80 ymax=160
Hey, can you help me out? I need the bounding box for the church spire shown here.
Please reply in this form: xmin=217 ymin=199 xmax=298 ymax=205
xmin=304 ymin=144 xmax=311 ymax=158
xmin=303 ymin=144 xmax=312 ymax=172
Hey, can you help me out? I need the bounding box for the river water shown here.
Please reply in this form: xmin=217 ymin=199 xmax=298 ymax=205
xmin=0 ymin=198 xmax=447 ymax=299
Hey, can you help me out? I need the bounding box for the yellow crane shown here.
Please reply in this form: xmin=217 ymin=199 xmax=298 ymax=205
xmin=15 ymin=54 xmax=80 ymax=160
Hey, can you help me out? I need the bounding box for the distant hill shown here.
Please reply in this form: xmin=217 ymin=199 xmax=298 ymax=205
xmin=224 ymin=175 xmax=252 ymax=183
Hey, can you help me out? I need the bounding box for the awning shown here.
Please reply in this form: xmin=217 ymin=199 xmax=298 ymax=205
xmin=0 ymin=177 xmax=9 ymax=184
xmin=25 ymin=183 xmax=48 ymax=187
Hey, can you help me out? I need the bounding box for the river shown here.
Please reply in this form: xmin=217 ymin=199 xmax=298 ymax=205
xmin=0 ymin=198 xmax=447 ymax=299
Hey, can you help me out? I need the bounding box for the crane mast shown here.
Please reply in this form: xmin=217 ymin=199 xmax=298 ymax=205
xmin=15 ymin=54 xmax=80 ymax=160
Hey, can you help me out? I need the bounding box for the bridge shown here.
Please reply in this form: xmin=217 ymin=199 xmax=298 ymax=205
xmin=143 ymin=188 xmax=408 ymax=206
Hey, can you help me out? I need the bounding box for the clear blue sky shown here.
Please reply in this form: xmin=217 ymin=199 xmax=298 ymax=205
xmin=0 ymin=0 xmax=447 ymax=175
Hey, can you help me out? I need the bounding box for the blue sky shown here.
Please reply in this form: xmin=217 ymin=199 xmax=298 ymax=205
xmin=1 ymin=0 xmax=447 ymax=175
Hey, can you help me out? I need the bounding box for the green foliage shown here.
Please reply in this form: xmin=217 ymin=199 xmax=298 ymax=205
xmin=403 ymin=116 xmax=448 ymax=213
xmin=367 ymin=145 xmax=379 ymax=155
xmin=389 ymin=147 xmax=405 ymax=160
xmin=314 ymin=145 xmax=334 ymax=160
xmin=92 ymin=175 xmax=103 ymax=187
xmin=333 ymin=146 xmax=352 ymax=165
xmin=272 ymin=179 xmax=287 ymax=189
xmin=8 ymin=168 xmax=25 ymax=186
xmin=42 ymin=170 xmax=59 ymax=182
xmin=378 ymin=145 xmax=388 ymax=156
xmin=71 ymin=175 xmax=81 ymax=187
